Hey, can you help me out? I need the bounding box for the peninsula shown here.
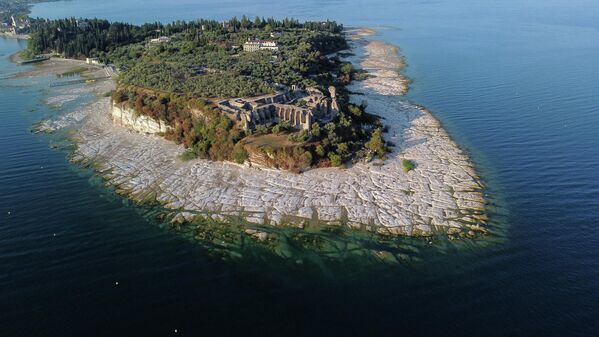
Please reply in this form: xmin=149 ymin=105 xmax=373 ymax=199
xmin=26 ymin=18 xmax=390 ymax=172
xmin=23 ymin=17 xmax=487 ymax=239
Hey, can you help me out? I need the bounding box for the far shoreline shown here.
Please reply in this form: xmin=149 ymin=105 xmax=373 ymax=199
xmin=1 ymin=33 xmax=30 ymax=40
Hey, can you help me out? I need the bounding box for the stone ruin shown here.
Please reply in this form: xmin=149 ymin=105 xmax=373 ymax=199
xmin=216 ymin=86 xmax=340 ymax=131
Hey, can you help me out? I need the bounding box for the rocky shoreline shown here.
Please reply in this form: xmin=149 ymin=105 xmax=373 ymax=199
xmin=41 ymin=29 xmax=487 ymax=238
xmin=346 ymin=28 xmax=409 ymax=95
xmin=360 ymin=40 xmax=410 ymax=95
xmin=1 ymin=32 xmax=30 ymax=40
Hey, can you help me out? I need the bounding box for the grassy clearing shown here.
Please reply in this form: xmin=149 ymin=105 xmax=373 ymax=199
xmin=243 ymin=133 xmax=298 ymax=150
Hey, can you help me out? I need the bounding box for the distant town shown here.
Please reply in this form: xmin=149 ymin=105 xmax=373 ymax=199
xmin=0 ymin=0 xmax=49 ymax=36
xmin=0 ymin=14 xmax=30 ymax=36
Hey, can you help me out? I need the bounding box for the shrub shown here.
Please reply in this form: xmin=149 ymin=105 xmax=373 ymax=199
xmin=112 ymin=90 xmax=128 ymax=103
xmin=272 ymin=121 xmax=292 ymax=135
xmin=329 ymin=153 xmax=343 ymax=167
xmin=232 ymin=143 xmax=249 ymax=164
xmin=255 ymin=124 xmax=270 ymax=135
xmin=311 ymin=123 xmax=321 ymax=137
xmin=193 ymin=140 xmax=211 ymax=159
xmin=272 ymin=147 xmax=312 ymax=173
xmin=336 ymin=142 xmax=349 ymax=155
xmin=179 ymin=149 xmax=197 ymax=161
xmin=209 ymin=142 xmax=234 ymax=161
xmin=287 ymin=130 xmax=309 ymax=143
xmin=402 ymin=159 xmax=415 ymax=172
xmin=340 ymin=63 xmax=353 ymax=75
xmin=315 ymin=144 xmax=326 ymax=157
xmin=279 ymin=120 xmax=292 ymax=131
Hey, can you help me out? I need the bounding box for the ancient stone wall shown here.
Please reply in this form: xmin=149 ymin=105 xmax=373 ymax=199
xmin=251 ymin=104 xmax=312 ymax=130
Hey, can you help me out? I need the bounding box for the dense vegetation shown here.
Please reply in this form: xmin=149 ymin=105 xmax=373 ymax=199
xmin=113 ymin=84 xmax=387 ymax=172
xmin=26 ymin=16 xmax=346 ymax=97
xmin=26 ymin=18 xmax=161 ymax=58
xmin=28 ymin=16 xmax=390 ymax=171
xmin=26 ymin=17 xmax=343 ymax=59
xmin=113 ymin=86 xmax=248 ymax=163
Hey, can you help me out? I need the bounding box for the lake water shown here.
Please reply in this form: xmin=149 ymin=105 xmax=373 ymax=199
xmin=2 ymin=0 xmax=599 ymax=335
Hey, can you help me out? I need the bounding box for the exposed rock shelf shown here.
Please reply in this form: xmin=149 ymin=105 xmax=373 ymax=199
xmin=361 ymin=40 xmax=410 ymax=96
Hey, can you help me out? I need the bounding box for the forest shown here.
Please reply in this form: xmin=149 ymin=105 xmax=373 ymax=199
xmin=26 ymin=16 xmax=343 ymax=59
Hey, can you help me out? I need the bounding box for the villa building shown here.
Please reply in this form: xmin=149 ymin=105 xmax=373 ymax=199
xmin=150 ymin=36 xmax=171 ymax=44
xmin=86 ymin=57 xmax=101 ymax=65
xmin=243 ymin=40 xmax=279 ymax=52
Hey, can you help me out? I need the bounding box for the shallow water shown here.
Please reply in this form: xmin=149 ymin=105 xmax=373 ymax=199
xmin=2 ymin=0 xmax=599 ymax=335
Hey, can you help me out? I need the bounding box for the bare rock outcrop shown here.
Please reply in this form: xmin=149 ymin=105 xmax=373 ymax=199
xmin=111 ymin=103 xmax=171 ymax=134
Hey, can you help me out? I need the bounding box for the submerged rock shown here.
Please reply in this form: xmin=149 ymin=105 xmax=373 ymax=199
xmin=245 ymin=228 xmax=276 ymax=241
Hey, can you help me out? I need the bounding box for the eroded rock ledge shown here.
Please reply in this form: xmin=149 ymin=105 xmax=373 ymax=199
xmin=111 ymin=103 xmax=171 ymax=134
xmin=71 ymin=31 xmax=486 ymax=238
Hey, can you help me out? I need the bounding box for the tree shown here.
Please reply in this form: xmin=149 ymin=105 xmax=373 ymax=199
xmin=347 ymin=104 xmax=362 ymax=117
xmin=340 ymin=63 xmax=353 ymax=75
xmin=336 ymin=143 xmax=348 ymax=155
xmin=254 ymin=16 xmax=262 ymax=28
xmin=315 ymin=144 xmax=326 ymax=157
xmin=365 ymin=128 xmax=386 ymax=159
xmin=255 ymin=125 xmax=269 ymax=134
xmin=311 ymin=123 xmax=321 ymax=137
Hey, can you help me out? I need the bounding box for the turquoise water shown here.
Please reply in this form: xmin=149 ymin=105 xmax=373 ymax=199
xmin=1 ymin=0 xmax=599 ymax=335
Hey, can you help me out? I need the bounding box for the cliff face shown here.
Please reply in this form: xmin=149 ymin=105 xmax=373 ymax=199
xmin=111 ymin=103 xmax=171 ymax=134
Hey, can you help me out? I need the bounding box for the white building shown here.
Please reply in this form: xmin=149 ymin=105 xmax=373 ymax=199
xmin=243 ymin=40 xmax=279 ymax=52
xmin=86 ymin=57 xmax=101 ymax=65
xmin=150 ymin=36 xmax=171 ymax=44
